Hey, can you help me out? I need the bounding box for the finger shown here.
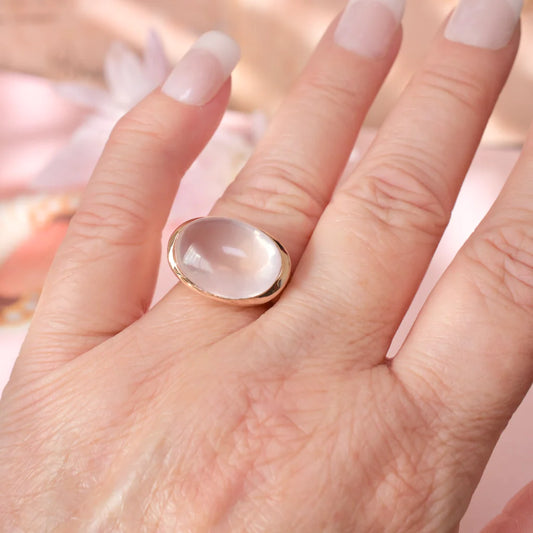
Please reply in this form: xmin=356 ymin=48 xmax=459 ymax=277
xmin=393 ymin=126 xmax=533 ymax=456
xmin=152 ymin=1 xmax=403 ymax=334
xmin=20 ymin=32 xmax=239 ymax=371
xmin=273 ymin=1 xmax=522 ymax=366
xmin=212 ymin=2 xmax=403 ymax=262
xmin=482 ymin=481 xmax=533 ymax=532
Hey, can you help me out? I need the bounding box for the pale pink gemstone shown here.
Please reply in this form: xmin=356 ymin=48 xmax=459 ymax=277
xmin=174 ymin=217 xmax=282 ymax=300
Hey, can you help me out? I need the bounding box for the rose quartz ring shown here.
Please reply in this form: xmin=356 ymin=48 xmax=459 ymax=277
xmin=167 ymin=217 xmax=291 ymax=305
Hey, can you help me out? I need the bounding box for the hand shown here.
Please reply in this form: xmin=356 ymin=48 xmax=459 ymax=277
xmin=1 ymin=1 xmax=532 ymax=531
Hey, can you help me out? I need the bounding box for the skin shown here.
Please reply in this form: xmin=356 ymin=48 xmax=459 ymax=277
xmin=0 ymin=12 xmax=532 ymax=533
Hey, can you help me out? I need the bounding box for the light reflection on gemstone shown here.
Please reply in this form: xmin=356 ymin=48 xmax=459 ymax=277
xmin=221 ymin=245 xmax=247 ymax=259
xmin=182 ymin=245 xmax=214 ymax=274
xmin=174 ymin=217 xmax=283 ymax=300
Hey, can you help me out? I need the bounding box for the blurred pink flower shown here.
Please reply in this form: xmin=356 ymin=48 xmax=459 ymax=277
xmin=32 ymin=31 xmax=266 ymax=222
xmin=32 ymin=31 xmax=170 ymax=191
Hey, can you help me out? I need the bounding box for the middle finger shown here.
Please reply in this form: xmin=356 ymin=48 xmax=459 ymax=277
xmin=151 ymin=1 xmax=404 ymax=339
xmin=274 ymin=0 xmax=522 ymax=366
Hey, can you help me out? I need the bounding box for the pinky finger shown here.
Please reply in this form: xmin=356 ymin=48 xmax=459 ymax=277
xmin=482 ymin=481 xmax=533 ymax=532
xmin=396 ymin=129 xmax=533 ymax=423
xmin=393 ymin=126 xmax=533 ymax=504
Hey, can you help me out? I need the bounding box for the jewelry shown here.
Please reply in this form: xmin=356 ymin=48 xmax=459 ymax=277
xmin=167 ymin=217 xmax=291 ymax=305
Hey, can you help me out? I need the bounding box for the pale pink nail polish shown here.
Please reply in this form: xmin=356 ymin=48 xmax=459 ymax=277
xmin=445 ymin=0 xmax=523 ymax=50
xmin=334 ymin=0 xmax=405 ymax=59
xmin=162 ymin=31 xmax=241 ymax=105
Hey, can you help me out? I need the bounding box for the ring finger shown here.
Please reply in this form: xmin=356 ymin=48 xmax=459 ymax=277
xmin=152 ymin=1 xmax=405 ymax=335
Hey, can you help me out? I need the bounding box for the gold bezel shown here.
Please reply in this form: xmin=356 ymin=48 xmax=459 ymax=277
xmin=167 ymin=217 xmax=291 ymax=306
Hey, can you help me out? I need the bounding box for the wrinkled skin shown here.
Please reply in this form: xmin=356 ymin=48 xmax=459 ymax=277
xmin=1 ymin=11 xmax=532 ymax=533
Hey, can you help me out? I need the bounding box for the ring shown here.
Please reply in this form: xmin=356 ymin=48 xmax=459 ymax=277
xmin=167 ymin=217 xmax=291 ymax=306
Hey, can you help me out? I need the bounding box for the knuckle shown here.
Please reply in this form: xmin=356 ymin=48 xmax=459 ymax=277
xmin=110 ymin=112 xmax=174 ymax=149
xmin=225 ymin=157 xmax=325 ymax=225
xmin=465 ymin=221 xmax=533 ymax=311
xmin=106 ymin=112 xmax=178 ymax=170
xmin=338 ymin=153 xmax=451 ymax=240
xmin=300 ymin=70 xmax=365 ymax=118
xmin=416 ymin=63 xmax=491 ymax=116
xmin=70 ymin=182 xmax=151 ymax=248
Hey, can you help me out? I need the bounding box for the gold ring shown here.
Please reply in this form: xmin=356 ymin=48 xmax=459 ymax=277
xmin=167 ymin=217 xmax=291 ymax=306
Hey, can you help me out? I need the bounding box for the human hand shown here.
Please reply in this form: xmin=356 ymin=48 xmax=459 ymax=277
xmin=1 ymin=0 xmax=532 ymax=531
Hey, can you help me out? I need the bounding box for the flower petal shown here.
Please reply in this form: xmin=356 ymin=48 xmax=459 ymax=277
xmin=168 ymin=113 xmax=259 ymax=223
xmin=143 ymin=30 xmax=171 ymax=86
xmin=104 ymin=41 xmax=148 ymax=109
xmin=54 ymin=82 xmax=116 ymax=115
xmin=32 ymin=115 xmax=114 ymax=191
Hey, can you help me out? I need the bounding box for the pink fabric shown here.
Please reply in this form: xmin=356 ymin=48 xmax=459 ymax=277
xmin=0 ymin=73 xmax=531 ymax=532
xmin=0 ymin=72 xmax=87 ymax=193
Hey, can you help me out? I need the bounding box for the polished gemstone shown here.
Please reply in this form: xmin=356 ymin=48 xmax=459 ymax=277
xmin=173 ymin=217 xmax=283 ymax=300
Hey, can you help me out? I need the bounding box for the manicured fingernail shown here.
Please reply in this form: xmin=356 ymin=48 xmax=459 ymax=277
xmin=334 ymin=0 xmax=405 ymax=58
xmin=445 ymin=0 xmax=522 ymax=50
xmin=161 ymin=31 xmax=240 ymax=105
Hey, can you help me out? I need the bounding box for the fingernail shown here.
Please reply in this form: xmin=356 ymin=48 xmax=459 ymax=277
xmin=445 ymin=0 xmax=523 ymax=50
xmin=161 ymin=31 xmax=240 ymax=105
xmin=334 ymin=0 xmax=405 ymax=59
